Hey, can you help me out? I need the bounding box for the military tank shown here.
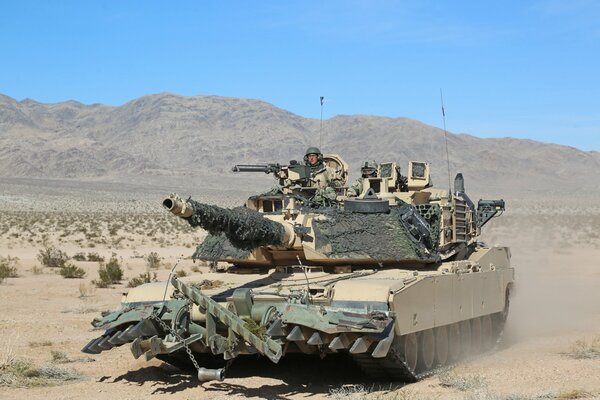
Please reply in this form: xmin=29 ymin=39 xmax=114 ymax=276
xmin=83 ymin=153 xmax=513 ymax=383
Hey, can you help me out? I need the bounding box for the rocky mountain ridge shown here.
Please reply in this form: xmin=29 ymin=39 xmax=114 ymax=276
xmin=1 ymin=93 xmax=598 ymax=195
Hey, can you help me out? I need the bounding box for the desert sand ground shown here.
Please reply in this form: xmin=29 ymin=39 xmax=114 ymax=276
xmin=1 ymin=180 xmax=599 ymax=400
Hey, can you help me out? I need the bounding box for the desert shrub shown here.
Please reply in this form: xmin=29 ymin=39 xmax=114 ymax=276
xmin=0 ymin=256 xmax=19 ymax=282
xmin=145 ymin=252 xmax=161 ymax=269
xmin=59 ymin=263 xmax=86 ymax=279
xmin=175 ymin=270 xmax=187 ymax=277
xmin=72 ymin=252 xmax=87 ymax=261
xmin=564 ymin=337 xmax=600 ymax=359
xmin=86 ymin=252 xmax=104 ymax=262
xmin=50 ymin=351 xmax=69 ymax=363
xmin=127 ymin=271 xmax=158 ymax=288
xmin=93 ymin=257 xmax=123 ymax=287
xmin=37 ymin=246 xmax=68 ymax=268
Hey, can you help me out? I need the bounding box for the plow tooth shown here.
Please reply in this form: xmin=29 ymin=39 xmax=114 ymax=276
xmin=128 ymin=319 xmax=157 ymax=339
xmin=329 ymin=333 xmax=352 ymax=351
xmin=107 ymin=330 xmax=125 ymax=345
xmin=307 ymin=332 xmax=323 ymax=346
xmin=285 ymin=326 xmax=305 ymax=342
xmin=130 ymin=338 xmax=144 ymax=359
xmin=81 ymin=336 xmax=104 ymax=354
xmin=349 ymin=336 xmax=372 ymax=354
xmin=266 ymin=319 xmax=285 ymax=337
xmin=371 ymin=322 xmax=395 ymax=358
xmin=88 ymin=336 xmax=107 ymax=353
xmin=97 ymin=335 xmax=114 ymax=350
xmin=117 ymin=325 xmax=136 ymax=342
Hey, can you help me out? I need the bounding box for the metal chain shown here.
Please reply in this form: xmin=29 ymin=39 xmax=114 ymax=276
xmin=149 ymin=304 xmax=201 ymax=372
xmin=149 ymin=292 xmax=236 ymax=377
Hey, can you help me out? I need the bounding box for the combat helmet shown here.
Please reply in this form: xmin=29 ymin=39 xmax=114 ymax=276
xmin=304 ymin=146 xmax=323 ymax=165
xmin=361 ymin=160 xmax=378 ymax=177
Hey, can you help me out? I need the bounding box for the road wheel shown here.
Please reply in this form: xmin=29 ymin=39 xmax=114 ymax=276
xmin=403 ymin=333 xmax=418 ymax=373
xmin=459 ymin=320 xmax=472 ymax=358
xmin=448 ymin=323 xmax=461 ymax=362
xmin=418 ymin=329 xmax=435 ymax=371
xmin=435 ymin=326 xmax=448 ymax=366
xmin=481 ymin=314 xmax=494 ymax=350
xmin=471 ymin=317 xmax=482 ymax=354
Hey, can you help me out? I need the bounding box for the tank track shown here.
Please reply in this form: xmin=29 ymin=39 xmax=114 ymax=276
xmin=352 ymin=313 xmax=506 ymax=382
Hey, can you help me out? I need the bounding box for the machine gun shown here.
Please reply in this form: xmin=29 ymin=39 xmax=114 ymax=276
xmin=232 ymin=160 xmax=312 ymax=188
xmin=231 ymin=163 xmax=283 ymax=174
xmin=477 ymin=199 xmax=505 ymax=228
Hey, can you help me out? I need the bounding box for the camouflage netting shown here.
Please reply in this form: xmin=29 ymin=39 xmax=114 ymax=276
xmin=193 ymin=233 xmax=251 ymax=261
xmin=312 ymin=205 xmax=440 ymax=262
xmin=185 ymin=200 xmax=286 ymax=250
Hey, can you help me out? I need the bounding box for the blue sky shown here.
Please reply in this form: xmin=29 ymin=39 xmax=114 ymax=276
xmin=1 ymin=1 xmax=599 ymax=151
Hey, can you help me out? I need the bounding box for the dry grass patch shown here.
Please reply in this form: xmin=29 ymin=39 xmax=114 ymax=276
xmin=0 ymin=255 xmax=19 ymax=282
xmin=556 ymin=389 xmax=592 ymax=399
xmin=193 ymin=279 xmax=225 ymax=290
xmin=190 ymin=264 xmax=201 ymax=273
xmin=563 ymin=336 xmax=600 ymax=359
xmin=28 ymin=341 xmax=53 ymax=348
xmin=0 ymin=358 xmax=83 ymax=387
xmin=0 ymin=345 xmax=82 ymax=387
xmin=438 ymin=370 xmax=488 ymax=392
xmin=438 ymin=370 xmax=559 ymax=400
xmin=329 ymin=384 xmax=429 ymax=400
xmin=31 ymin=265 xmax=44 ymax=275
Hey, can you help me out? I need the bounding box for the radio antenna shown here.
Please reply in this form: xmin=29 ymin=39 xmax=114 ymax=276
xmin=440 ymin=89 xmax=452 ymax=194
xmin=319 ymin=96 xmax=324 ymax=149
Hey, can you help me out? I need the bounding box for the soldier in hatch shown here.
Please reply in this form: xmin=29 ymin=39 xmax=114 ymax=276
xmin=347 ymin=160 xmax=378 ymax=197
xmin=303 ymin=147 xmax=342 ymax=189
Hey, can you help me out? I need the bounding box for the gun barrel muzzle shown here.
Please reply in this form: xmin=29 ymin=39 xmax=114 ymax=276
xmin=163 ymin=196 xmax=193 ymax=218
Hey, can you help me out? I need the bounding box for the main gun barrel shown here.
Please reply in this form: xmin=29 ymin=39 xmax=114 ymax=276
xmin=163 ymin=194 xmax=296 ymax=249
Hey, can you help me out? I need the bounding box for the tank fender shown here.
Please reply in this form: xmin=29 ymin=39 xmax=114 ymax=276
xmin=390 ymin=265 xmax=513 ymax=336
xmin=331 ymin=273 xmax=408 ymax=303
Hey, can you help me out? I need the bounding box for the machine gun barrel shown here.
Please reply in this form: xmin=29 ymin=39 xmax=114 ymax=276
xmin=232 ymin=164 xmax=281 ymax=173
xmin=163 ymin=194 xmax=295 ymax=249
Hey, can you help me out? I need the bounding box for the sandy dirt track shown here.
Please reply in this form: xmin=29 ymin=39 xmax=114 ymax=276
xmin=1 ymin=190 xmax=599 ymax=400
